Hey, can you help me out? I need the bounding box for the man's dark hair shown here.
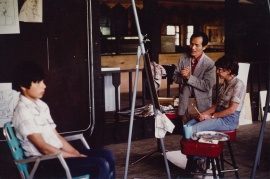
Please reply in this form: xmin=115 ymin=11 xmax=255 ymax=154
xmin=12 ymin=61 xmax=45 ymax=92
xmin=215 ymin=54 xmax=239 ymax=76
xmin=190 ymin=32 xmax=209 ymax=46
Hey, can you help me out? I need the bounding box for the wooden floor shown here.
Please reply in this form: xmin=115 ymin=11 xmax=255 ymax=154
xmin=1 ymin=107 xmax=269 ymax=179
xmin=105 ymin=120 xmax=270 ymax=179
xmin=102 ymin=84 xmax=270 ymax=179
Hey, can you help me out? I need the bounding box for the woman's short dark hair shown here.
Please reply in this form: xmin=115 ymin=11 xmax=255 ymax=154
xmin=190 ymin=32 xmax=209 ymax=47
xmin=12 ymin=61 xmax=45 ymax=92
xmin=215 ymin=54 xmax=239 ymax=76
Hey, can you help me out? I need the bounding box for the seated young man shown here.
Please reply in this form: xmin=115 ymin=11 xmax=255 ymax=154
xmin=12 ymin=61 xmax=115 ymax=179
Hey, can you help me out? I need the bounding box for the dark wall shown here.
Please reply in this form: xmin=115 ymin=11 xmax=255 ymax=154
xmin=0 ymin=0 xmax=91 ymax=133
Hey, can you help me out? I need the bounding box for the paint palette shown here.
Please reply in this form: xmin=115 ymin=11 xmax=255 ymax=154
xmin=196 ymin=131 xmax=230 ymax=142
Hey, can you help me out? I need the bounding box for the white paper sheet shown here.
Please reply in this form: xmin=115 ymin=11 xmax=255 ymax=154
xmin=166 ymin=150 xmax=187 ymax=169
xmin=19 ymin=0 xmax=43 ymax=23
xmin=0 ymin=0 xmax=20 ymax=34
xmin=0 ymin=83 xmax=20 ymax=127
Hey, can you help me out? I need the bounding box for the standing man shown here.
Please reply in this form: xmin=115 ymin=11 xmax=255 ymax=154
xmin=173 ymin=32 xmax=215 ymax=124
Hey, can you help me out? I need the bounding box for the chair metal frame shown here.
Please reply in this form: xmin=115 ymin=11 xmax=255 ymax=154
xmin=218 ymin=130 xmax=239 ymax=179
xmin=3 ymin=121 xmax=89 ymax=179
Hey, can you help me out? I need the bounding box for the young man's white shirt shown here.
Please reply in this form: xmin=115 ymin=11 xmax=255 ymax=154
xmin=12 ymin=95 xmax=63 ymax=157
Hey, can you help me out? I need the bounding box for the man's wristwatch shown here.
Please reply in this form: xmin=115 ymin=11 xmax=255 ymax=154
xmin=211 ymin=114 xmax=215 ymax=119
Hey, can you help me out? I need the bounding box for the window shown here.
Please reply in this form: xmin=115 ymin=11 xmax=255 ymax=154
xmin=100 ymin=15 xmax=111 ymax=35
xmin=166 ymin=25 xmax=175 ymax=35
xmin=100 ymin=27 xmax=111 ymax=35
xmin=186 ymin=25 xmax=194 ymax=45
xmin=166 ymin=25 xmax=180 ymax=46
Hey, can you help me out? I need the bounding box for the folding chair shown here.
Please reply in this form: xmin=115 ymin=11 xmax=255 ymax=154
xmin=3 ymin=121 xmax=90 ymax=179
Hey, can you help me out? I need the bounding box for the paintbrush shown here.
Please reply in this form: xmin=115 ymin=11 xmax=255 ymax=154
xmin=192 ymin=103 xmax=202 ymax=115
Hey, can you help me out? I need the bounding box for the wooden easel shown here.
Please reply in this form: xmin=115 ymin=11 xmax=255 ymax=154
xmin=123 ymin=0 xmax=171 ymax=179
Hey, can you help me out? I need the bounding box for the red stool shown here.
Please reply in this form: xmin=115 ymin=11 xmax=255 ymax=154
xmin=180 ymin=138 xmax=224 ymax=179
xmin=217 ymin=129 xmax=239 ymax=179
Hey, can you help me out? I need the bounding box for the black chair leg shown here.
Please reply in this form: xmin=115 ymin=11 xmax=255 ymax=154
xmin=215 ymin=157 xmax=224 ymax=178
xmin=206 ymin=157 xmax=211 ymax=169
xmin=227 ymin=141 xmax=239 ymax=179
xmin=220 ymin=151 xmax=225 ymax=171
xmin=184 ymin=155 xmax=196 ymax=177
xmin=211 ymin=158 xmax=218 ymax=179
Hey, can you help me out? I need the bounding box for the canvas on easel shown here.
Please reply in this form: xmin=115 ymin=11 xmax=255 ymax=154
xmin=124 ymin=0 xmax=171 ymax=179
xmin=259 ymin=90 xmax=270 ymax=121
xmin=237 ymin=63 xmax=252 ymax=125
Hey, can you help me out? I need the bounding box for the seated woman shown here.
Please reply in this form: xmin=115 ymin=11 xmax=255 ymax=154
xmin=186 ymin=54 xmax=246 ymax=134
xmin=12 ymin=61 xmax=115 ymax=179
xmin=185 ymin=54 xmax=246 ymax=174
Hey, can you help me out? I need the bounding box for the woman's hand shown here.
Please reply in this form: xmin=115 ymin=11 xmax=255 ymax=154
xmin=198 ymin=113 xmax=211 ymax=121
